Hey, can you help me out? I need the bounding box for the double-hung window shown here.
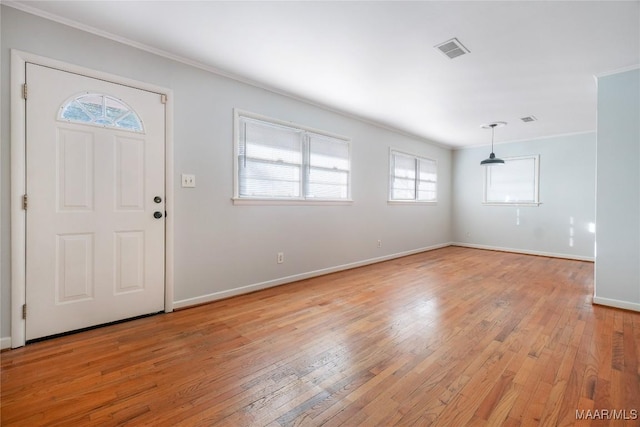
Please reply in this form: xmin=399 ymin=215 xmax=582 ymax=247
xmin=483 ymin=155 xmax=540 ymax=205
xmin=389 ymin=150 xmax=437 ymax=203
xmin=234 ymin=110 xmax=351 ymax=203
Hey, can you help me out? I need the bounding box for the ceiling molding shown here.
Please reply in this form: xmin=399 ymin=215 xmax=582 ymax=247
xmin=4 ymin=1 xmax=636 ymax=148
xmin=453 ymin=129 xmax=597 ymax=151
xmin=595 ymin=64 xmax=640 ymax=79
xmin=1 ymin=1 xmax=453 ymax=150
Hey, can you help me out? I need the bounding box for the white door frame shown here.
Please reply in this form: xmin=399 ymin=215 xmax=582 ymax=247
xmin=10 ymin=50 xmax=174 ymax=348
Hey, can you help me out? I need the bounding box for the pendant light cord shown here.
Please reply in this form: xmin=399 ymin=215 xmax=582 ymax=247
xmin=491 ymin=123 xmax=496 ymax=153
xmin=480 ymin=122 xmax=506 ymax=165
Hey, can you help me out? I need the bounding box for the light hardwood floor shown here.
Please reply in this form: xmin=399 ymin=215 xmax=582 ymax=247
xmin=2 ymin=247 xmax=639 ymax=426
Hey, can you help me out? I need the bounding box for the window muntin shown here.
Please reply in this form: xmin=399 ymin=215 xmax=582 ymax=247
xmin=59 ymin=93 xmax=144 ymax=133
xmin=390 ymin=150 xmax=437 ymax=203
xmin=235 ymin=111 xmax=351 ymax=202
xmin=483 ymin=155 xmax=540 ymax=205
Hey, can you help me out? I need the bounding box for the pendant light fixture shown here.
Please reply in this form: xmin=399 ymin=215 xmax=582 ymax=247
xmin=480 ymin=122 xmax=506 ymax=166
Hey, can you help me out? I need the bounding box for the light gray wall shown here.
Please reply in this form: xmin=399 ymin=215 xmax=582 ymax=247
xmin=452 ymin=133 xmax=596 ymax=260
xmin=0 ymin=7 xmax=452 ymax=339
xmin=595 ymin=68 xmax=640 ymax=310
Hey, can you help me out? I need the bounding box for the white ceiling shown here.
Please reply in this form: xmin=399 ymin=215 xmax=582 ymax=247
xmin=9 ymin=1 xmax=640 ymax=147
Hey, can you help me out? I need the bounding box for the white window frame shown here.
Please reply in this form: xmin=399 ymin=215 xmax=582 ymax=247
xmin=233 ymin=109 xmax=352 ymax=205
xmin=388 ymin=149 xmax=438 ymax=204
xmin=483 ymin=154 xmax=540 ymax=206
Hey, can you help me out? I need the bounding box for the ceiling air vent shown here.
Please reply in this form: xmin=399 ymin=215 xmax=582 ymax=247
xmin=435 ymin=38 xmax=470 ymax=59
xmin=520 ymin=115 xmax=537 ymax=123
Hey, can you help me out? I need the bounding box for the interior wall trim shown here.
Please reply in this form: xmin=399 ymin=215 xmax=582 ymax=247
xmin=0 ymin=337 xmax=12 ymax=351
xmin=451 ymin=242 xmax=595 ymax=262
xmin=593 ymin=296 xmax=640 ymax=313
xmin=173 ymin=243 xmax=453 ymax=310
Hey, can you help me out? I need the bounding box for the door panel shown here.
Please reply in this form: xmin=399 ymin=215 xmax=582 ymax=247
xmin=57 ymin=128 xmax=94 ymax=211
xmin=26 ymin=63 xmax=166 ymax=340
xmin=115 ymin=136 xmax=145 ymax=210
xmin=56 ymin=233 xmax=94 ymax=303
xmin=114 ymin=231 xmax=145 ymax=294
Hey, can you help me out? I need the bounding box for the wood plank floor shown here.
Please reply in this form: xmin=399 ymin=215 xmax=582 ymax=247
xmin=2 ymin=247 xmax=639 ymax=426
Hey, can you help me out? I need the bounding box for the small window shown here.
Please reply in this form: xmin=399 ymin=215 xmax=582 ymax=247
xmin=483 ymin=155 xmax=540 ymax=205
xmin=234 ymin=110 xmax=351 ymax=203
xmin=59 ymin=93 xmax=144 ymax=133
xmin=389 ymin=150 xmax=437 ymax=203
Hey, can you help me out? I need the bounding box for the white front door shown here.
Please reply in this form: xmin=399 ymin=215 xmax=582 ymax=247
xmin=25 ymin=63 xmax=166 ymax=341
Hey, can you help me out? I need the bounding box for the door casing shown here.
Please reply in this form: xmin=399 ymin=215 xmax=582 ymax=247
xmin=10 ymin=50 xmax=175 ymax=348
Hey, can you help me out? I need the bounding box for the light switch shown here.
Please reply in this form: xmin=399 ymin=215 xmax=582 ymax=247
xmin=181 ymin=174 xmax=195 ymax=188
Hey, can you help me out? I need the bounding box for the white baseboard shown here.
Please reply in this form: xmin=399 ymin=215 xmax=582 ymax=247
xmin=174 ymin=243 xmax=452 ymax=309
xmin=593 ymin=296 xmax=640 ymax=312
xmin=451 ymin=242 xmax=595 ymax=262
xmin=1 ymin=337 xmax=12 ymax=350
xmin=3 ymin=242 xmax=599 ymax=347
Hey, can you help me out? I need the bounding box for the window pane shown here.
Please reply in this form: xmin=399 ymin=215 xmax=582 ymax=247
xmin=418 ymin=158 xmax=437 ymax=182
xmin=418 ymin=190 xmax=437 ymax=201
xmin=309 ymin=134 xmax=350 ymax=171
xmin=61 ymin=101 xmax=92 ymax=122
xmin=239 ymin=118 xmax=303 ymax=198
xmin=59 ymin=93 xmax=143 ymax=133
xmin=241 ymin=119 xmax=303 ymax=164
xmin=417 ymin=158 xmax=437 ymax=201
xmin=391 ymin=177 xmax=416 ymax=200
xmin=393 ymin=154 xmax=416 ymax=179
xmin=390 ymin=151 xmax=437 ymax=202
xmin=308 ymin=168 xmax=348 ymax=185
xmin=392 ymin=189 xmax=415 ymax=200
xmin=116 ymin=112 xmax=144 ymax=131
xmin=417 ymin=181 xmax=437 ymax=201
xmin=239 ymin=159 xmax=301 ymax=198
xmin=308 ymin=134 xmax=349 ymax=199
xmin=308 ymin=168 xmax=348 ymax=199
xmin=308 ymin=183 xmax=349 ymax=199
xmin=78 ymin=94 xmax=103 ymax=117
xmin=104 ymin=96 xmax=129 ymax=121
xmin=485 ymin=157 xmax=537 ymax=203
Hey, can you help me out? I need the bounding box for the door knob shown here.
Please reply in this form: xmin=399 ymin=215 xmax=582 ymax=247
xmin=153 ymin=211 xmax=163 ymax=219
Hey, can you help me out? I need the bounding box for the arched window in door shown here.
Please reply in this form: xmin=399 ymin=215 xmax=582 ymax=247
xmin=58 ymin=93 xmax=144 ymax=133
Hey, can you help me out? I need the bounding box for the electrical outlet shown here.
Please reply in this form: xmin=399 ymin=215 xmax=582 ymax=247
xmin=377 ymin=240 xmax=382 ymax=248
xmin=277 ymin=252 xmax=284 ymax=264
xmin=181 ymin=174 xmax=195 ymax=188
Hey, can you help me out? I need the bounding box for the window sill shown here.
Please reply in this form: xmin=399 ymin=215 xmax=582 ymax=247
xmin=387 ymin=200 xmax=438 ymax=206
xmin=232 ymin=197 xmax=354 ymax=206
xmin=482 ymin=202 xmax=541 ymax=207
